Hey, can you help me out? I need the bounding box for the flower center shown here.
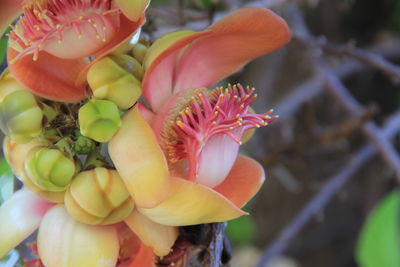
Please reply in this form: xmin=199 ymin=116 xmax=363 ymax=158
xmin=162 ymin=84 xmax=277 ymax=182
xmin=9 ymin=0 xmax=119 ymax=61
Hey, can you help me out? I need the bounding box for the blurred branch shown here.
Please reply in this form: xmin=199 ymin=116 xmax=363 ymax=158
xmin=257 ymin=109 xmax=400 ymax=266
xmin=295 ymin=35 xmax=400 ymax=83
xmin=257 ymin=4 xmax=400 ymax=265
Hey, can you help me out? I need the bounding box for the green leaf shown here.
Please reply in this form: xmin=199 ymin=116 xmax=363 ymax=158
xmin=226 ymin=215 xmax=256 ymax=246
xmin=0 ymin=28 xmax=9 ymax=64
xmin=356 ymin=190 xmax=400 ymax=267
xmin=0 ymin=157 xmax=14 ymax=205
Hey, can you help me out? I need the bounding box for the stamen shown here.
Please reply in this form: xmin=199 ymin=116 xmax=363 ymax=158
xmin=162 ymin=84 xmax=277 ymax=180
xmin=9 ymin=0 xmax=119 ymax=62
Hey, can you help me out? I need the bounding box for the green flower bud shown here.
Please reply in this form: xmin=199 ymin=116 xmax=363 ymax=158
xmin=0 ymin=90 xmax=43 ymax=144
xmin=0 ymin=69 xmax=27 ymax=101
xmin=131 ymin=42 xmax=148 ymax=63
xmin=24 ymin=147 xmax=76 ymax=192
xmin=78 ymin=99 xmax=121 ymax=143
xmin=87 ymin=56 xmax=142 ymax=109
xmin=65 ymin=167 xmax=134 ymax=225
xmin=74 ymin=135 xmax=96 ymax=154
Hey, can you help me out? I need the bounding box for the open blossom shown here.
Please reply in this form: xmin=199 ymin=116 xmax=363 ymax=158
xmin=1 ymin=0 xmax=149 ymax=102
xmin=109 ymin=7 xmax=290 ymax=226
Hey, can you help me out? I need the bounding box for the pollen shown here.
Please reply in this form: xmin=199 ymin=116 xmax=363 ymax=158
xmin=162 ymin=84 xmax=278 ymax=166
xmin=9 ymin=0 xmax=119 ymax=62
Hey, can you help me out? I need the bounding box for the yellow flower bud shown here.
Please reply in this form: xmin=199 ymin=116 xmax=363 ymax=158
xmin=132 ymin=42 xmax=148 ymax=63
xmin=64 ymin=167 xmax=134 ymax=225
xmin=0 ymin=69 xmax=28 ymax=102
xmin=87 ymin=56 xmax=142 ymax=109
xmin=3 ymin=136 xmax=41 ymax=178
xmin=24 ymin=147 xmax=76 ymax=192
xmin=0 ymin=90 xmax=43 ymax=144
xmin=78 ymin=99 xmax=122 ymax=143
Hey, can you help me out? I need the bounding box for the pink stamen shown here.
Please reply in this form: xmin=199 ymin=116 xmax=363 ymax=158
xmin=164 ymin=84 xmax=277 ymax=180
xmin=8 ymin=0 xmax=119 ymax=62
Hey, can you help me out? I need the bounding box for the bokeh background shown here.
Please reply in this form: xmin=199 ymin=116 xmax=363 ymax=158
xmin=1 ymin=0 xmax=400 ymax=266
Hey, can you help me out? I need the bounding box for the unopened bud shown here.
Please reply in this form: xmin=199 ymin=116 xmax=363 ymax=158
xmin=78 ymin=99 xmax=121 ymax=142
xmin=24 ymin=147 xmax=76 ymax=192
xmin=74 ymin=135 xmax=96 ymax=154
xmin=65 ymin=167 xmax=134 ymax=225
xmin=87 ymin=56 xmax=142 ymax=109
xmin=3 ymin=136 xmax=41 ymax=178
xmin=0 ymin=90 xmax=43 ymax=143
xmin=131 ymin=42 xmax=148 ymax=63
xmin=0 ymin=69 xmax=28 ymax=102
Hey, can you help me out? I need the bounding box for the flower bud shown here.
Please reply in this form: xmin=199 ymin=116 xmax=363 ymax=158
xmin=73 ymin=135 xmax=96 ymax=155
xmin=3 ymin=136 xmax=41 ymax=178
xmin=87 ymin=56 xmax=142 ymax=109
xmin=0 ymin=90 xmax=43 ymax=144
xmin=0 ymin=69 xmax=27 ymax=102
xmin=78 ymin=99 xmax=122 ymax=143
xmin=24 ymin=147 xmax=76 ymax=192
xmin=131 ymin=42 xmax=148 ymax=63
xmin=64 ymin=167 xmax=134 ymax=225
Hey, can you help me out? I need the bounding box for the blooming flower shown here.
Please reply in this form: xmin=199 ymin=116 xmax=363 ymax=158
xmin=1 ymin=0 xmax=149 ymax=102
xmin=109 ymin=7 xmax=290 ymax=226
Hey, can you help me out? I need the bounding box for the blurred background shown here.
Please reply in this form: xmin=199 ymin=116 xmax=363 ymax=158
xmin=144 ymin=0 xmax=400 ymax=266
xmin=2 ymin=0 xmax=400 ymax=266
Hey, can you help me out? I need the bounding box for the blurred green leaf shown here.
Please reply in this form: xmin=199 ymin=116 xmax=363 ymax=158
xmin=0 ymin=29 xmax=9 ymax=64
xmin=356 ymin=190 xmax=400 ymax=267
xmin=227 ymin=215 xmax=256 ymax=246
xmin=0 ymin=157 xmax=14 ymax=205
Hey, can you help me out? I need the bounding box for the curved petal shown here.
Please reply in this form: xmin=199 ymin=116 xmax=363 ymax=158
xmin=115 ymin=0 xmax=150 ymax=22
xmin=125 ymin=209 xmax=178 ymax=256
xmin=142 ymin=31 xmax=210 ymax=111
xmin=0 ymin=0 xmax=22 ymax=38
xmin=124 ymin=244 xmax=155 ymax=267
xmin=138 ymin=177 xmax=246 ymax=226
xmin=214 ymin=155 xmax=265 ymax=208
xmin=137 ymin=102 xmax=156 ymax=125
xmin=108 ymin=105 xmax=170 ymax=208
xmin=142 ymin=7 xmax=290 ymax=111
xmin=38 ymin=205 xmax=120 ymax=267
xmin=8 ymin=48 xmax=89 ymax=102
xmin=173 ymin=7 xmax=291 ymax=92
xmin=0 ymin=188 xmax=53 ymax=258
xmin=76 ymin=14 xmax=145 ymax=88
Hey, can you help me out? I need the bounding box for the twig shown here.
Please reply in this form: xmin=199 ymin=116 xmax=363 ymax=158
xmin=209 ymin=222 xmax=227 ymax=267
xmin=295 ymin=35 xmax=400 ymax=83
xmin=256 ymin=110 xmax=400 ymax=266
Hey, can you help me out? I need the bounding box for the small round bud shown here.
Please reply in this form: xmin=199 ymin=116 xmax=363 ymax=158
xmin=131 ymin=43 xmax=148 ymax=63
xmin=24 ymin=147 xmax=76 ymax=192
xmin=65 ymin=167 xmax=134 ymax=225
xmin=78 ymin=99 xmax=122 ymax=143
xmin=0 ymin=69 xmax=28 ymax=101
xmin=74 ymin=135 xmax=96 ymax=154
xmin=0 ymin=90 xmax=43 ymax=143
xmin=3 ymin=136 xmax=41 ymax=178
xmin=87 ymin=56 xmax=142 ymax=109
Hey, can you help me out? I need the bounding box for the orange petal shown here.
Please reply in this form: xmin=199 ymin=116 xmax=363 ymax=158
xmin=0 ymin=0 xmax=22 ymax=38
xmin=125 ymin=209 xmax=178 ymax=257
xmin=38 ymin=205 xmax=120 ymax=267
xmin=0 ymin=189 xmax=53 ymax=258
xmin=138 ymin=177 xmax=246 ymax=226
xmin=8 ymin=49 xmax=88 ymax=102
xmin=108 ymin=105 xmax=170 ymax=208
xmin=114 ymin=0 xmax=150 ymax=22
xmin=214 ymin=155 xmax=265 ymax=208
xmin=173 ymin=7 xmax=291 ymax=92
xmin=141 ymin=31 xmax=210 ymax=111
xmin=123 ymin=243 xmax=155 ymax=267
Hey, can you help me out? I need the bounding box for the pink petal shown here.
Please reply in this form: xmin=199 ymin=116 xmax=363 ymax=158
xmin=214 ymin=155 xmax=265 ymax=208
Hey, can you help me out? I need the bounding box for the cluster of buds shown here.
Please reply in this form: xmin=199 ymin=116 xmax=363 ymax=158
xmin=0 ymin=37 xmax=150 ymax=219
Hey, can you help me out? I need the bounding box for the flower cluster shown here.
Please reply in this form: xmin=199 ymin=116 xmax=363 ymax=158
xmin=0 ymin=0 xmax=290 ymax=266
